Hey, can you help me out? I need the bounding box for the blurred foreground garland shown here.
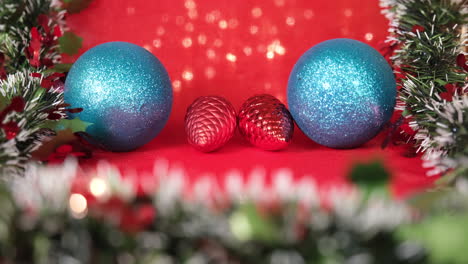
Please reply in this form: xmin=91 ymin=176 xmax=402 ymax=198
xmin=381 ymin=0 xmax=468 ymax=178
xmin=0 ymin=159 xmax=467 ymax=264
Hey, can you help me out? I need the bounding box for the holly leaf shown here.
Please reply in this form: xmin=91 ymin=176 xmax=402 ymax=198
xmin=42 ymin=117 xmax=91 ymax=133
xmin=58 ymin=32 xmax=82 ymax=55
xmin=44 ymin=63 xmax=73 ymax=74
xmin=61 ymin=0 xmax=93 ymax=14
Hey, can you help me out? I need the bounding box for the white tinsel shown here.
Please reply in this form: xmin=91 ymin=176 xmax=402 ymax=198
xmin=417 ymin=95 xmax=468 ymax=175
xmin=10 ymin=159 xmax=78 ymax=212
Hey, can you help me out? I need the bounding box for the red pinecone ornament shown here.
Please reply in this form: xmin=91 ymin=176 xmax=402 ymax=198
xmin=238 ymin=94 xmax=294 ymax=150
xmin=185 ymin=96 xmax=237 ymax=152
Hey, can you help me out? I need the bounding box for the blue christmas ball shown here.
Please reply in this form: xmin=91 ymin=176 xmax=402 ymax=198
xmin=65 ymin=42 xmax=172 ymax=152
xmin=287 ymin=38 xmax=396 ymax=149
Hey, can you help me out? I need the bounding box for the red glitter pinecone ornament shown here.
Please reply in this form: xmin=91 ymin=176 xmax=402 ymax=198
xmin=185 ymin=96 xmax=237 ymax=152
xmin=238 ymin=94 xmax=294 ymax=150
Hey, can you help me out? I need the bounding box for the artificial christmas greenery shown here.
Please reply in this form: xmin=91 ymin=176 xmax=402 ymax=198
xmin=0 ymin=0 xmax=467 ymax=263
xmin=0 ymin=0 xmax=83 ymax=177
xmin=381 ymin=0 xmax=468 ymax=178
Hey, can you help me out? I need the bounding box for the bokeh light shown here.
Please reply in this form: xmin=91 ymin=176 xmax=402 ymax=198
xmin=69 ymin=193 xmax=87 ymax=218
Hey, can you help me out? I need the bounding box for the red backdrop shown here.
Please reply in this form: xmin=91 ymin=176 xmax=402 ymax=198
xmin=68 ymin=0 xmax=435 ymax=197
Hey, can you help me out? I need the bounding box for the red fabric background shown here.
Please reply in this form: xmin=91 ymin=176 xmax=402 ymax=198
xmin=68 ymin=0 xmax=435 ymax=197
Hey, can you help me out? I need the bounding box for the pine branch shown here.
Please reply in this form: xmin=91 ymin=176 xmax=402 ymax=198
xmin=382 ymin=0 xmax=468 ymax=175
xmin=0 ymin=0 xmax=78 ymax=178
xmin=0 ymin=71 xmax=65 ymax=178
xmin=0 ymin=0 xmax=65 ymax=73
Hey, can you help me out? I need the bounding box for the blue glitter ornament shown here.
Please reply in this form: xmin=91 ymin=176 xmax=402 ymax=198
xmin=287 ymin=38 xmax=396 ymax=149
xmin=65 ymin=42 xmax=173 ymax=152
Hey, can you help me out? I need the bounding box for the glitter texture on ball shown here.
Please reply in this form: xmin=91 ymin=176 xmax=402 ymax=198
xmin=185 ymin=96 xmax=237 ymax=152
xmin=238 ymin=94 xmax=294 ymax=151
xmin=287 ymin=38 xmax=396 ymax=149
xmin=64 ymin=42 xmax=173 ymax=152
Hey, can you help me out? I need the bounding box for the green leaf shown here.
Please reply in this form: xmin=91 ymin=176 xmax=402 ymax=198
xmin=402 ymin=109 xmax=411 ymax=117
xmin=408 ymin=189 xmax=451 ymax=212
xmin=398 ymin=214 xmax=468 ymax=264
xmin=61 ymin=0 xmax=94 ymax=14
xmin=32 ymin=87 xmax=47 ymax=101
xmin=434 ymin=79 xmax=447 ymax=86
xmin=58 ymin=32 xmax=83 ymax=55
xmin=34 ymin=234 xmax=52 ymax=263
xmin=435 ymin=171 xmax=459 ymax=187
xmin=43 ymin=63 xmax=73 ymax=74
xmin=0 ymin=183 xmax=15 ymax=242
xmin=349 ymin=160 xmax=390 ymax=189
xmin=41 ymin=118 xmax=91 ymax=133
xmin=230 ymin=203 xmax=279 ymax=242
xmin=0 ymin=94 xmax=9 ymax=111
